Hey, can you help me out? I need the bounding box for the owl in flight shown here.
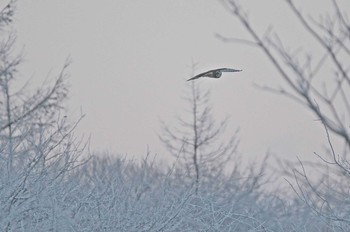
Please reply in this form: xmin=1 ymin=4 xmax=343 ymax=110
xmin=187 ymin=68 xmax=242 ymax=81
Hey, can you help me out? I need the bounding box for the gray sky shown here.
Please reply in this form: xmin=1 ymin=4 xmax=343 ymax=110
xmin=10 ymin=0 xmax=349 ymax=162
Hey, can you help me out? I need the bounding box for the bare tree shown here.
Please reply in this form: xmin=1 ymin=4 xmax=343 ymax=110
xmin=0 ymin=2 xmax=87 ymax=230
xmin=160 ymin=72 xmax=239 ymax=194
xmin=220 ymin=0 xmax=350 ymax=227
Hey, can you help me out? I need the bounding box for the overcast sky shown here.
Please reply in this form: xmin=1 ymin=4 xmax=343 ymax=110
xmin=9 ymin=0 xmax=350 ymax=163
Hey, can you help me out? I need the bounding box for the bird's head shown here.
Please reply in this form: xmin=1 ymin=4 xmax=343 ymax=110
xmin=214 ymin=70 xmax=222 ymax=78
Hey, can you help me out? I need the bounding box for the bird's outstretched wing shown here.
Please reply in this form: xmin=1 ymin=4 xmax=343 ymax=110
xmin=187 ymin=68 xmax=242 ymax=81
xmin=218 ymin=68 xmax=242 ymax=73
xmin=186 ymin=70 xmax=214 ymax=81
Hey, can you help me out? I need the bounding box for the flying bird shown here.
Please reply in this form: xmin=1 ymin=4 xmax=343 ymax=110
xmin=187 ymin=68 xmax=242 ymax=81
